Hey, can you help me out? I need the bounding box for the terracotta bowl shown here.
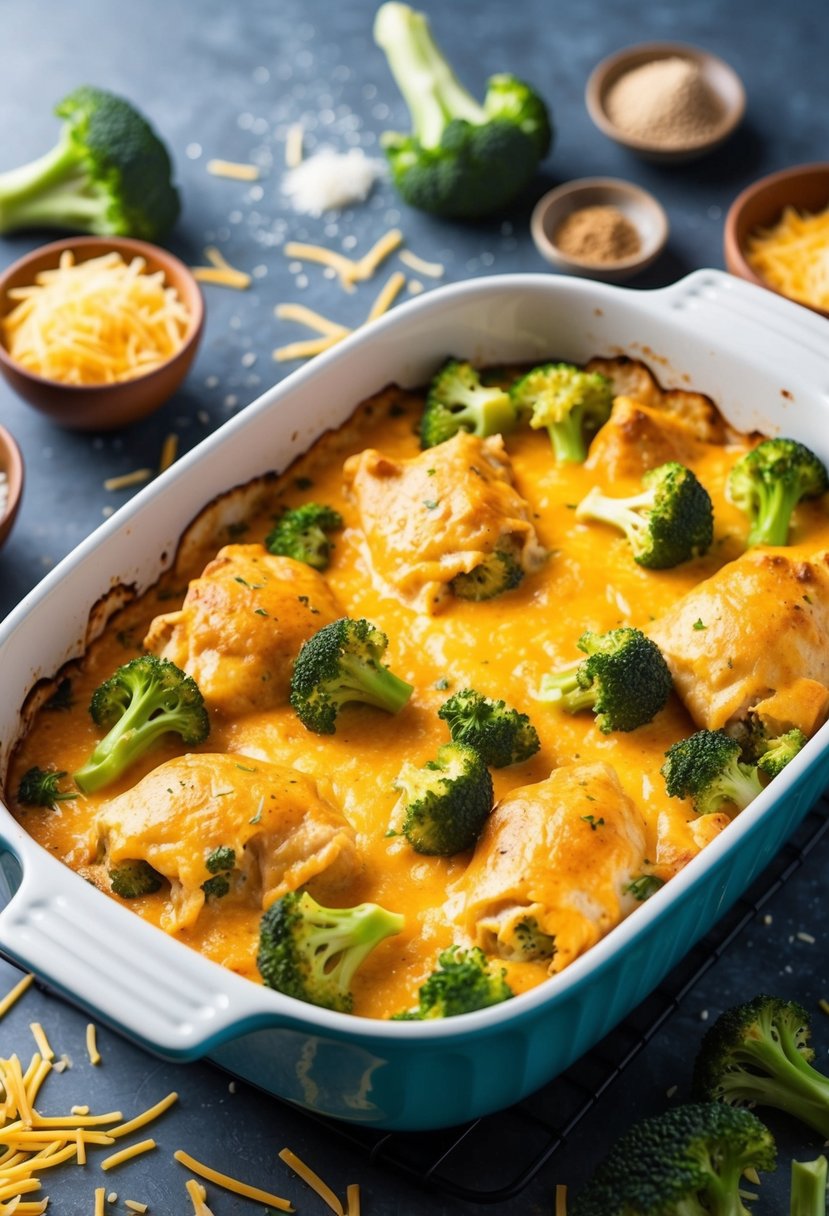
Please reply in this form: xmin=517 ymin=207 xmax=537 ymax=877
xmin=724 ymin=163 xmax=829 ymax=319
xmin=586 ymin=42 xmax=745 ymax=164
xmin=531 ymin=177 xmax=669 ymax=283
xmin=0 ymin=236 xmax=204 ymax=431
xmin=0 ymin=423 xmax=24 ymax=549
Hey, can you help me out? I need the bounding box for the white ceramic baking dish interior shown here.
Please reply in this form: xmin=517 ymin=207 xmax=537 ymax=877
xmin=1 ymin=269 xmax=828 ymax=1132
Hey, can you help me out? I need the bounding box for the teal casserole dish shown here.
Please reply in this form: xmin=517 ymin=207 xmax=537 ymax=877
xmin=1 ymin=269 xmax=828 ymax=1131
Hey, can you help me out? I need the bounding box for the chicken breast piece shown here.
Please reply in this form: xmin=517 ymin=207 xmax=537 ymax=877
xmin=654 ymin=809 xmax=731 ymax=880
xmin=585 ymin=396 xmax=716 ymax=481
xmin=91 ymin=752 xmax=359 ymax=933
xmin=144 ymin=544 xmax=340 ymax=716
xmin=648 ymin=548 xmax=829 ymax=736
xmin=344 ymin=431 xmax=547 ymax=613
xmin=452 ymin=762 xmax=646 ymax=974
xmin=585 ymin=357 xmax=726 ymax=442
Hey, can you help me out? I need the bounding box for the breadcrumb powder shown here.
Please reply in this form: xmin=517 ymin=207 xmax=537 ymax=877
xmin=605 ymin=56 xmax=723 ymax=148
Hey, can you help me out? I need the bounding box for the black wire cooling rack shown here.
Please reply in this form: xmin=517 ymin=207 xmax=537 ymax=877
xmin=301 ymin=799 xmax=829 ymax=1205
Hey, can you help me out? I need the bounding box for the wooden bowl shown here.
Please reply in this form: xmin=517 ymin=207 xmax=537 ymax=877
xmin=0 ymin=423 xmax=24 ymax=549
xmin=0 ymin=236 xmax=204 ymax=431
xmin=586 ymin=42 xmax=745 ymax=164
xmin=724 ymin=163 xmax=829 ymax=319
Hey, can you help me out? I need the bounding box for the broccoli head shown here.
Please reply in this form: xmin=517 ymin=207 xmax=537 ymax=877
xmin=538 ymin=626 xmax=673 ymax=733
xmin=391 ymin=946 xmax=513 ymax=1020
xmin=391 ymin=741 xmax=493 ymax=855
xmin=419 ymin=360 xmax=517 ymax=449
xmin=0 ymin=86 xmax=179 ymax=239
xmin=257 ymin=890 xmax=404 ymax=1013
xmin=108 ymin=859 xmax=163 ymax=899
xmin=576 ymin=461 xmax=714 ymax=569
xmin=450 ymin=549 xmax=524 ymax=601
xmin=373 ymin=3 xmax=552 ymax=219
xmin=791 ymin=1156 xmax=828 ymax=1216
xmin=693 ymin=995 xmax=829 ymax=1138
xmin=265 ymin=503 xmax=343 ymax=571
xmin=437 ymin=687 xmax=540 ymax=767
xmin=510 ymin=363 xmax=613 ymax=464
xmin=661 ymin=729 xmax=763 ymax=816
xmin=755 ymin=727 xmax=807 ymax=778
xmin=727 ymin=438 xmax=828 ymax=548
xmin=73 ymin=655 xmax=209 ymax=794
xmin=289 ymin=617 xmax=413 ymax=735
xmin=571 ymin=1102 xmax=776 ymax=1216
xmin=16 ymin=766 xmax=78 ymax=809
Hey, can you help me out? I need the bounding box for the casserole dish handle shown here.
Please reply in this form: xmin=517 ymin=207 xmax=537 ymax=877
xmin=0 ymin=834 xmax=288 ymax=1058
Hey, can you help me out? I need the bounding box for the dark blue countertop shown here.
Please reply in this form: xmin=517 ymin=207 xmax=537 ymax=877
xmin=1 ymin=1 xmax=828 ymax=1212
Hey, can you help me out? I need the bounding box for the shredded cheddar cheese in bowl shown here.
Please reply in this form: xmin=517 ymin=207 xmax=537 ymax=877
xmin=746 ymin=203 xmax=829 ymax=311
xmin=1 ymin=249 xmax=191 ymax=386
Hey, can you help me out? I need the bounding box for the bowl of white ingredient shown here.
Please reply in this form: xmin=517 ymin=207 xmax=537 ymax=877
xmin=586 ymin=42 xmax=745 ymax=163
xmin=0 ymin=424 xmax=23 ymax=550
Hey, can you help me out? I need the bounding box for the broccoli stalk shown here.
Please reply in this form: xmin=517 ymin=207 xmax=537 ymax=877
xmin=510 ymin=363 xmax=613 ymax=463
xmin=661 ymin=729 xmax=764 ymax=816
xmin=257 ymin=891 xmax=404 ymax=1013
xmin=791 ymin=1157 xmax=828 ymax=1216
xmin=373 ymin=2 xmax=552 ymax=218
xmin=16 ymin=766 xmax=78 ymax=809
xmin=0 ymin=87 xmax=179 ymax=239
xmin=571 ymin=1102 xmax=776 ymax=1216
xmin=538 ymin=627 xmax=673 ymax=734
xmin=728 ymin=438 xmax=829 ymax=548
xmin=420 ymin=360 xmax=516 ymax=449
xmin=438 ymin=687 xmax=540 ymax=767
xmin=391 ymin=741 xmax=493 ymax=855
xmin=265 ymin=503 xmax=343 ymax=571
xmin=576 ymin=461 xmax=714 ymax=569
xmin=73 ymin=655 xmax=209 ymax=794
xmin=450 ymin=549 xmax=525 ymax=601
xmin=391 ymin=946 xmax=513 ymax=1020
xmin=693 ymin=996 xmax=829 ymax=1138
xmin=289 ymin=617 xmax=413 ymax=735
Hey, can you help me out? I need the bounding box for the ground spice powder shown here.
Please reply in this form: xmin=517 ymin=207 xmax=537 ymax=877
xmin=605 ymin=56 xmax=723 ymax=148
xmin=554 ymin=205 xmax=641 ymax=264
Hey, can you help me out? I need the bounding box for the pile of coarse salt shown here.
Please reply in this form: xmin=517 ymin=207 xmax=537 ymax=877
xmin=281 ymin=147 xmax=385 ymax=216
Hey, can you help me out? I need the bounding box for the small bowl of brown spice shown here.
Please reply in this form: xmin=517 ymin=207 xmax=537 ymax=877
xmin=586 ymin=42 xmax=745 ymax=163
xmin=531 ymin=177 xmax=669 ymax=283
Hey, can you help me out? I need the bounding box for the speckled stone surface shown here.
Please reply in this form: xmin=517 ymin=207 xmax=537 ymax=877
xmin=0 ymin=1 xmax=828 ymax=1211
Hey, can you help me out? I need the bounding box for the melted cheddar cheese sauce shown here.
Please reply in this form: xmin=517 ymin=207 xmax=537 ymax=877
xmin=9 ymin=360 xmax=829 ymax=1020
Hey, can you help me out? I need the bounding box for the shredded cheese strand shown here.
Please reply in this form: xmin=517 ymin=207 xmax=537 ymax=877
xmin=185 ymin=1178 xmax=214 ymax=1215
xmin=278 ymin=1148 xmax=343 ymax=1215
xmin=274 ymin=304 xmax=350 ymax=338
xmin=346 ymin=1183 xmax=360 ymax=1216
xmin=0 ymin=979 xmax=33 ymax=1021
xmin=273 ymin=334 xmax=348 ymax=362
xmin=366 ymin=271 xmax=406 ymax=322
xmin=109 ymin=1092 xmax=178 ymax=1140
xmin=100 ymin=1139 xmax=156 ymax=1172
xmin=85 ymin=1026 xmax=100 ymax=1068
xmin=94 ymin=1186 xmax=105 ymax=1216
xmin=285 ymin=124 xmax=304 ymax=169
xmin=206 ymin=159 xmax=260 ymax=182
xmin=103 ymin=469 xmax=152 ymax=492
xmin=159 ymin=433 xmax=178 ymax=474
xmin=556 ymin=1182 xmax=568 ymax=1215
xmin=173 ymin=1149 xmax=293 ymax=1211
xmin=398 ymin=248 xmax=445 ymax=278
xmin=26 ymin=1032 xmax=51 ymax=1067
xmin=353 ymin=229 xmax=404 ymax=282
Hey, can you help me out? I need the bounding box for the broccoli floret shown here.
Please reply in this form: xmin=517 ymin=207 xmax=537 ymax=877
xmin=373 ymin=3 xmax=552 ymax=219
xmin=437 ymin=688 xmax=540 ymax=767
xmin=571 ymin=1102 xmax=776 ymax=1216
xmin=205 ymin=846 xmax=236 ymax=874
xmin=693 ymin=996 xmax=829 ymax=1138
xmin=756 ymin=727 xmax=807 ymax=778
xmin=391 ymin=741 xmax=493 ymax=855
xmin=538 ymin=627 xmax=672 ymax=733
xmin=73 ymin=655 xmax=209 ymax=794
xmin=109 ymin=859 xmax=163 ymax=899
xmin=265 ymin=503 xmax=343 ymax=571
xmin=16 ymin=766 xmax=78 ymax=809
xmin=450 ymin=549 xmax=524 ymax=601
xmin=495 ymin=914 xmax=556 ymax=964
xmin=727 ymin=438 xmax=828 ymax=548
xmin=510 ymin=363 xmax=613 ymax=464
xmin=576 ymin=461 xmax=714 ymax=569
xmin=791 ymin=1156 xmax=828 ymax=1216
xmin=419 ymin=360 xmax=517 ymax=449
xmin=0 ymin=86 xmax=179 ymax=239
xmin=257 ymin=891 xmax=404 ymax=1013
xmin=391 ymin=946 xmax=513 ymax=1020
xmin=289 ymin=617 xmax=413 ymax=735
xmin=661 ymin=729 xmax=763 ymax=816
xmin=201 ymin=875 xmax=231 ymax=900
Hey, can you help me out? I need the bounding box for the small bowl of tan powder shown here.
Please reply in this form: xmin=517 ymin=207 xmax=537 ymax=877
xmin=586 ymin=42 xmax=745 ymax=163
xmin=0 ymin=422 xmax=24 ymax=551
xmin=531 ymin=177 xmax=668 ymax=283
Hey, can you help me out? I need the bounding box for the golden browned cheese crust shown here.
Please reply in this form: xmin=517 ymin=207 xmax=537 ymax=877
xmin=343 ymin=431 xmax=547 ymax=613
xmin=585 ymin=395 xmax=717 ymax=481
xmin=452 ymin=762 xmax=646 ymax=974
xmin=144 ymin=544 xmax=340 ymax=715
xmin=648 ymin=548 xmax=829 ymax=735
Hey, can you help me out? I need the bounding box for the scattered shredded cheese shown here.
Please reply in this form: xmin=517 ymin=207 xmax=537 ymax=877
xmin=281 ymin=148 xmax=384 ymax=216
xmin=353 ymin=229 xmax=404 ymax=283
xmin=108 ymin=1093 xmax=178 ymax=1141
xmin=273 ymin=334 xmax=348 ymax=362
xmin=76 ymin=1129 xmax=86 ymax=1166
xmin=124 ymin=1203 xmax=148 ymax=1214
xmin=819 ymin=998 xmax=829 ymax=1016
xmin=274 ymin=304 xmax=350 ymax=338
xmin=103 ymin=469 xmax=152 ymax=492
xmin=70 ymin=1108 xmax=90 ymax=1118
xmin=284 ymin=228 xmax=402 ymax=291
xmin=398 ymin=248 xmax=445 ymax=278
xmin=173 ymin=1150 xmax=293 ymax=1211
xmin=158 ymin=433 xmax=178 ymax=474
xmin=407 ymin=279 xmax=424 ymax=295
xmin=0 ymin=979 xmax=33 ymax=1022
xmin=366 ymin=270 xmax=406 ymax=321
xmin=274 ymin=264 xmax=408 ymax=363
xmin=191 ymin=247 xmax=251 ymax=291
xmin=94 ymin=1186 xmax=105 ymax=1216
xmin=85 ymin=1026 xmax=100 ymax=1068
xmin=555 ymin=1182 xmax=568 ymax=1215
xmin=206 ymin=159 xmax=260 ymax=182
xmin=747 ymin=204 xmax=829 ymax=310
xmin=1 ymin=252 xmax=190 ymax=386
xmin=797 ymin=931 xmax=816 ymax=944
xmin=185 ymin=1178 xmax=214 ymax=1215
xmin=100 ymin=1139 xmax=156 ymax=1172
xmin=278 ymin=1148 xmax=343 ymax=1215
xmin=346 ymin=1183 xmax=360 ymax=1216
xmin=285 ymin=124 xmax=304 ymax=169
xmin=27 ymin=1030 xmax=51 ymax=1067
